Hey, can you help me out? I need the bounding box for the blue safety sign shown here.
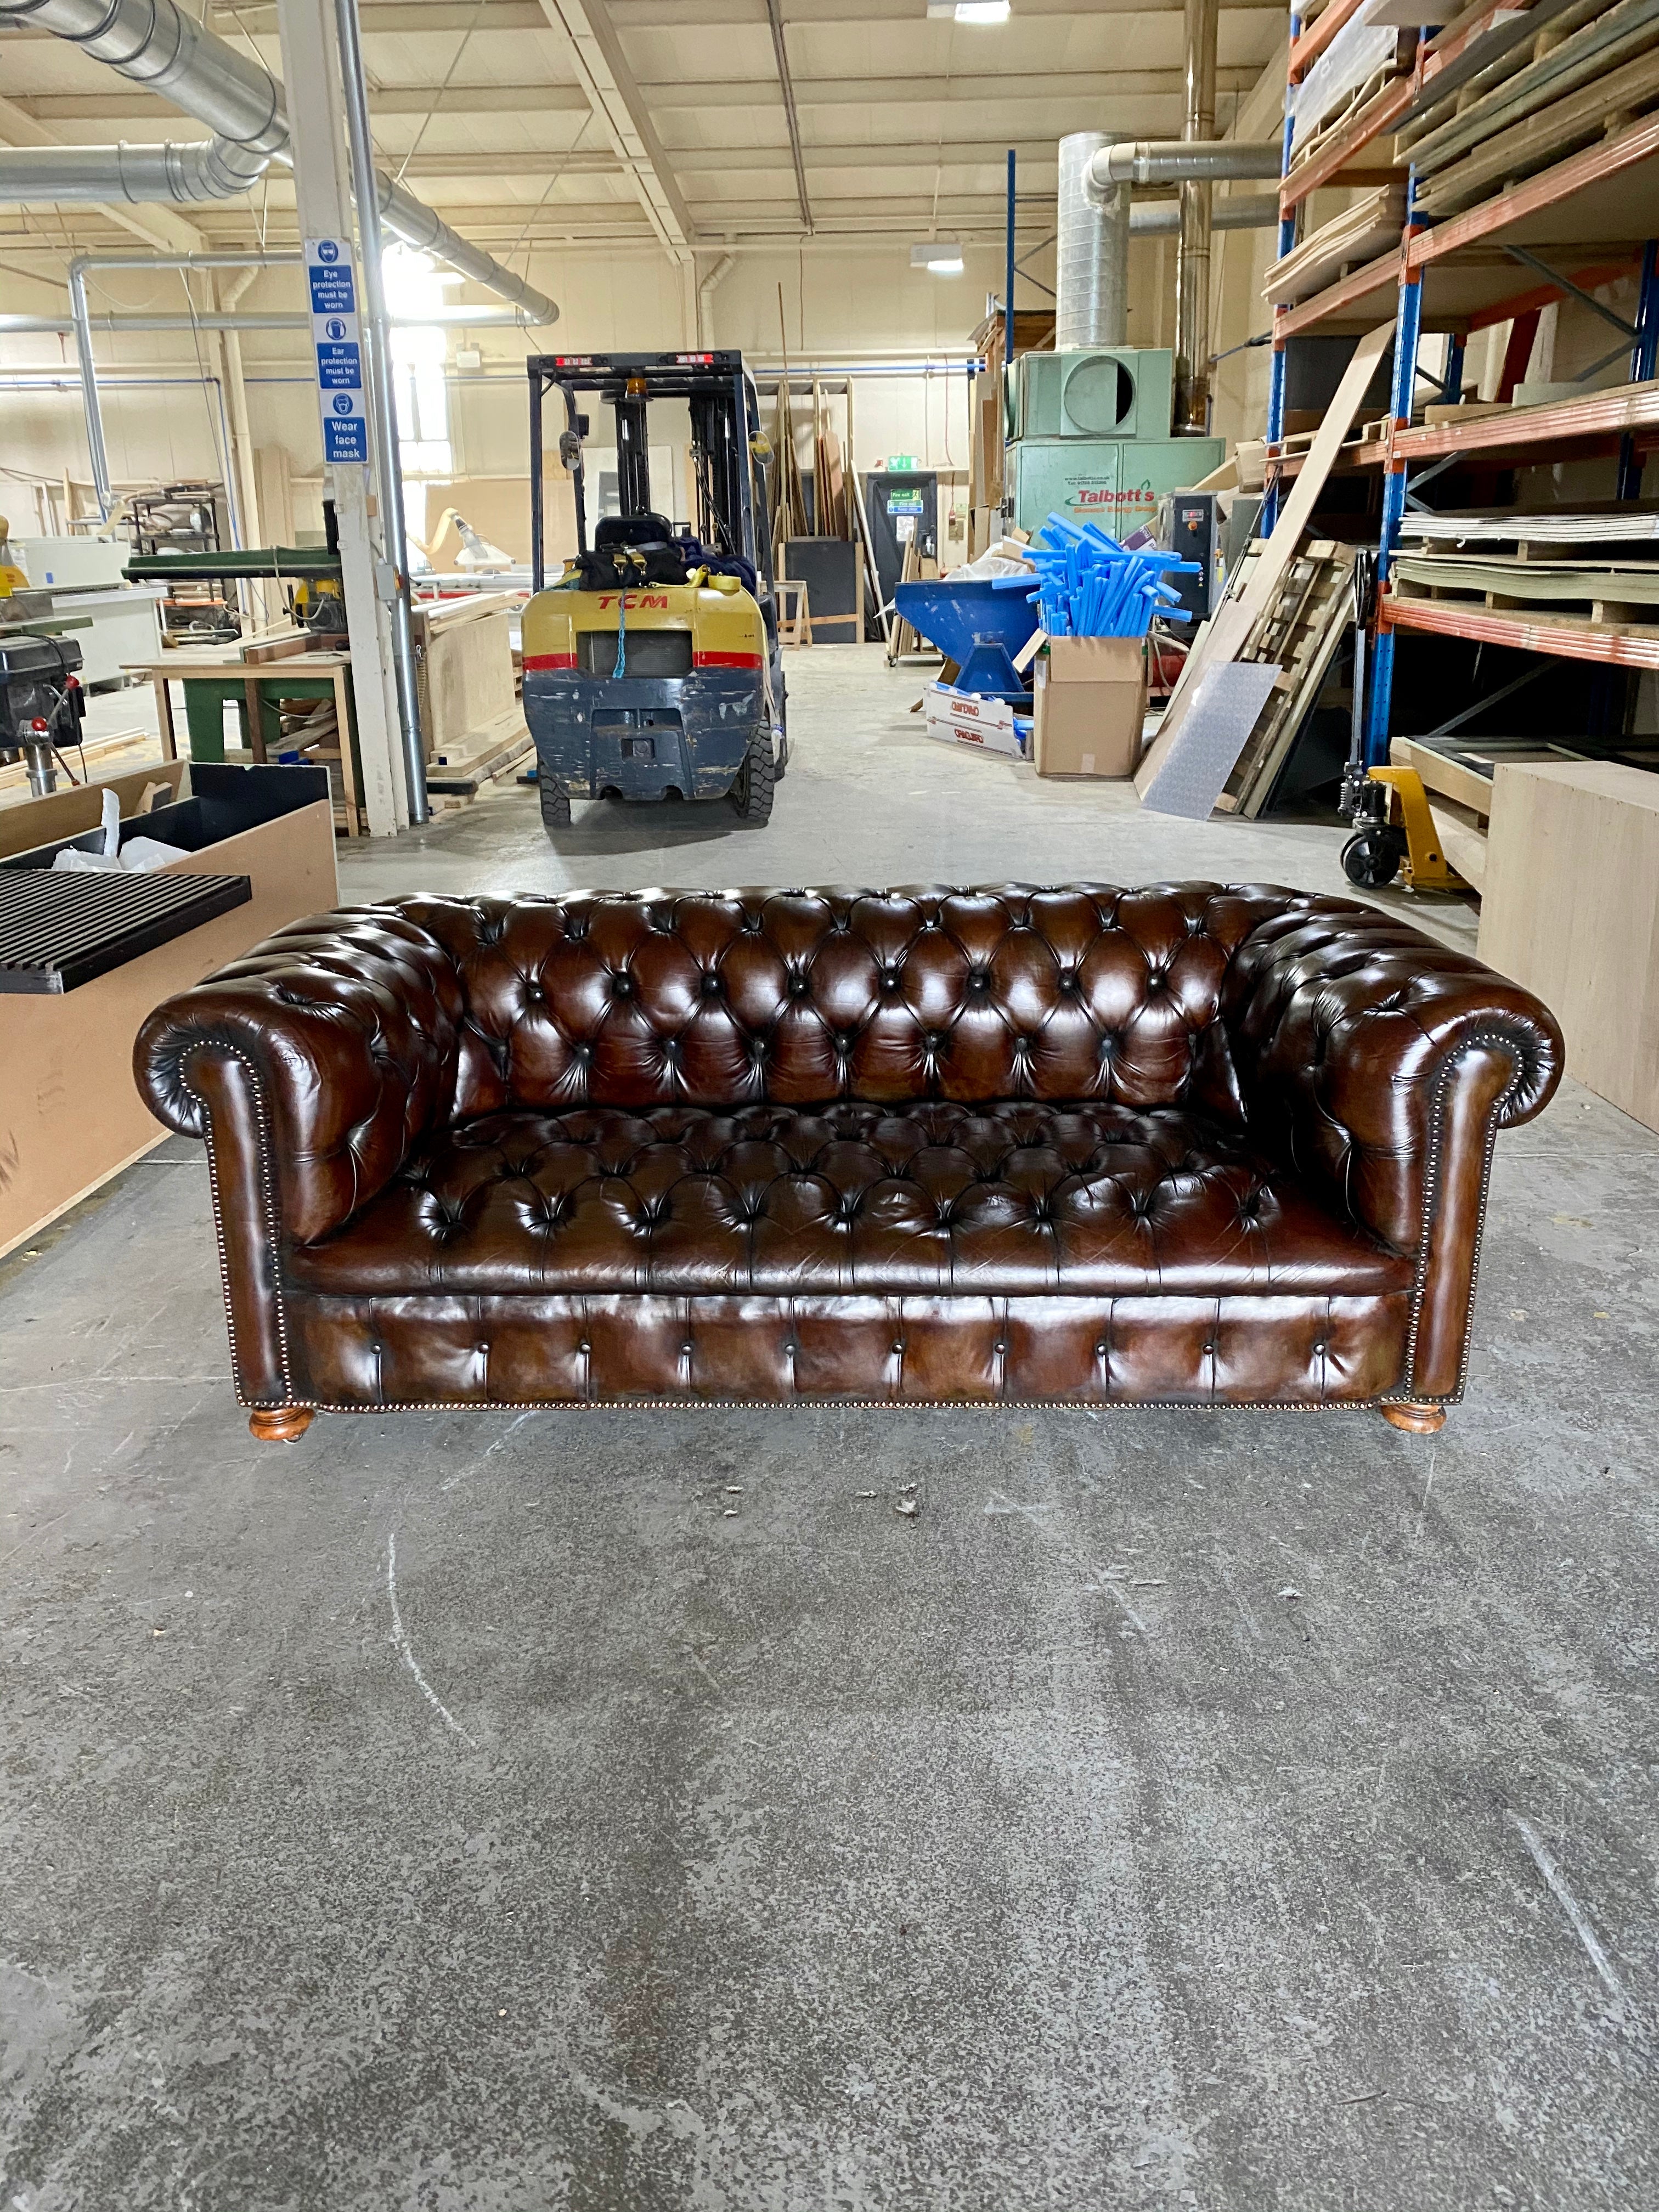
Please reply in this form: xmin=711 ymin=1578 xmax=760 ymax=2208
xmin=306 ymin=236 xmax=367 ymax=467
xmin=315 ymin=342 xmax=362 ymax=388
xmin=323 ymin=412 xmax=370 ymax=464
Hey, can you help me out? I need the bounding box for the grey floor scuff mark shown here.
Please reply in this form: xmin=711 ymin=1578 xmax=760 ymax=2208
xmin=1510 ymin=1812 xmax=1627 ymax=2004
xmin=385 ymin=1531 xmax=479 ymax=1749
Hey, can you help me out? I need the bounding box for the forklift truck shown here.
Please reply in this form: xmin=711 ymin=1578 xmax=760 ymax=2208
xmin=523 ymin=351 xmax=788 ymax=834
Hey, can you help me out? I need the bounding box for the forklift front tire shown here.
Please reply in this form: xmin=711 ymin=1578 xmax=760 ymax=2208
xmin=539 ymin=775 xmax=572 ymax=836
xmin=730 ymin=726 xmax=775 ymax=823
xmin=1341 ymin=826 xmax=1403 ymax=888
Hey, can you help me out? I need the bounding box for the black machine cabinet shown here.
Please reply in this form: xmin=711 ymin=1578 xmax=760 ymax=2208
xmin=1156 ymin=491 xmax=1218 ymax=623
xmin=864 ymin=471 xmax=938 ymax=614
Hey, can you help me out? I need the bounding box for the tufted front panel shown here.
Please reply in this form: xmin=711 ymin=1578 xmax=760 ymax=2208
xmin=286 ymin=1101 xmax=1412 ymax=1301
xmin=286 ymin=1289 xmax=1410 ymax=1408
xmin=388 ymin=884 xmax=1294 ymax=1119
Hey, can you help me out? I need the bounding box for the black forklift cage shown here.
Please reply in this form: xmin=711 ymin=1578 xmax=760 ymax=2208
xmin=526 ymin=351 xmax=772 ymax=596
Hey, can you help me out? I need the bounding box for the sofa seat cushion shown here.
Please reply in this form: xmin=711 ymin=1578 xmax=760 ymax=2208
xmin=286 ymin=1099 xmax=1412 ymax=1300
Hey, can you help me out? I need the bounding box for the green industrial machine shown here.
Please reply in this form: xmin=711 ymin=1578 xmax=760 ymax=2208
xmin=1005 ymin=346 xmax=1223 ymax=541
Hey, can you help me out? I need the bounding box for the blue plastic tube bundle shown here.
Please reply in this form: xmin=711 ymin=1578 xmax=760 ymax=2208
xmin=992 ymin=513 xmax=1201 ymax=639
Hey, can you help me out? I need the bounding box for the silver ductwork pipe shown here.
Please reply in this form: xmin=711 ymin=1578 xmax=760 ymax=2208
xmin=0 ymin=0 xmax=287 ymax=149
xmin=0 ymin=0 xmax=560 ymax=325
xmin=1128 ymin=192 xmax=1280 ymax=235
xmin=65 ymin=250 xmax=301 ymax=518
xmin=1087 ymin=140 xmax=1283 ymax=194
xmin=0 ymin=312 xmax=304 ymax=331
xmin=0 ymin=137 xmax=269 ymax=202
xmin=1056 ymin=130 xmax=1128 ymax=352
xmin=335 ymin=0 xmax=426 ymax=825
xmin=1177 ymin=0 xmax=1220 ymax=433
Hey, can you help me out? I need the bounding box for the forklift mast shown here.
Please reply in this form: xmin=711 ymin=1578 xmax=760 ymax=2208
xmin=614 ymin=386 xmax=651 ymax=516
xmin=527 ymin=351 xmax=770 ymax=594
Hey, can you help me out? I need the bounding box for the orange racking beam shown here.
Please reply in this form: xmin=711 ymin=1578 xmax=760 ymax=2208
xmin=1408 ymin=115 xmax=1659 ymax=267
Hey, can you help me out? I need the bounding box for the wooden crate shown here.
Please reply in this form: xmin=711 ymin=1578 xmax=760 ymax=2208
xmin=1479 ymin=759 xmax=1659 ymax=1133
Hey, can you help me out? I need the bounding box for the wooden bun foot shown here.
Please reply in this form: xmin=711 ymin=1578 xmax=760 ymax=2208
xmin=249 ymin=1406 xmax=314 ymax=1443
xmin=1381 ymin=1401 xmax=1446 ymax=1435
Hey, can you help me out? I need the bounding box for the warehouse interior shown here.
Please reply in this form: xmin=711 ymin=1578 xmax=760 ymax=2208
xmin=2 ymin=1 xmax=1657 ymax=2205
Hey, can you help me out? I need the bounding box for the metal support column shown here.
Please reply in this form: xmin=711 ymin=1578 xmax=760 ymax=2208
xmin=1364 ymin=172 xmax=1425 ymax=768
xmin=1005 ymin=148 xmax=1016 ymax=329
xmin=1262 ymin=7 xmax=1301 ymax=533
xmin=1617 ymin=237 xmax=1659 ymax=500
xmin=1443 ymin=332 xmax=1466 ymax=405
xmin=276 ymin=0 xmax=407 ymax=834
xmin=335 ymin=0 xmax=427 ymax=822
xmin=1175 ymin=0 xmax=1219 ymax=431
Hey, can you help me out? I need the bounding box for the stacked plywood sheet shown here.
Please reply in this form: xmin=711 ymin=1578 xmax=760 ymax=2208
xmin=1402 ymin=0 xmax=1659 ymax=217
xmin=1395 ymin=501 xmax=1659 ymax=547
xmin=1390 ymin=549 xmax=1659 ymax=636
xmin=1264 ymin=185 xmax=1407 ymax=307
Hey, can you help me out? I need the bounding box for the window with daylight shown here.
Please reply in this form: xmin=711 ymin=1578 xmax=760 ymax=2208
xmin=383 ymin=246 xmax=455 ymax=478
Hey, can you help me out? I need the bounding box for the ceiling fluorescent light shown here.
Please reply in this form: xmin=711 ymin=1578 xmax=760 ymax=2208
xmin=928 ymin=1 xmax=1011 ymax=21
xmin=911 ymin=242 xmax=966 ymax=274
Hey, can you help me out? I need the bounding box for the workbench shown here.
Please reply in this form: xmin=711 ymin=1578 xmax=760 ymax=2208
xmin=123 ymin=651 xmax=364 ymax=837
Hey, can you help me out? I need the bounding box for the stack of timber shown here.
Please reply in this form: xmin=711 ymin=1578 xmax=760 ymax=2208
xmin=1400 ymin=0 xmax=1659 ymax=217
xmin=1264 ymin=186 xmax=1407 ymax=307
xmin=1136 ymin=321 xmax=1395 ymax=818
xmin=967 ymin=307 xmax=1055 ymax=555
xmin=1288 ymin=7 xmax=1416 ymax=181
xmin=1394 ymin=501 xmax=1659 ymax=549
xmin=1388 ymin=545 xmax=1659 ymax=644
xmin=412 ymin=590 xmax=532 ymax=803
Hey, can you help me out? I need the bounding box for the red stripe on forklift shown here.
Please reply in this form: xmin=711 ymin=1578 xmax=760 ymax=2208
xmin=693 ymin=651 xmax=763 ymax=669
xmin=522 ymin=652 xmax=577 ymax=670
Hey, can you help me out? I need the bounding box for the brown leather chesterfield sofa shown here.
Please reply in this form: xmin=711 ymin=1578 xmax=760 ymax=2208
xmin=134 ymin=883 xmax=1562 ymax=1442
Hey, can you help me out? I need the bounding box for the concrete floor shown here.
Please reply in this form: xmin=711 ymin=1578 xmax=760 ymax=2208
xmin=3 ymin=648 xmax=1655 ymax=2210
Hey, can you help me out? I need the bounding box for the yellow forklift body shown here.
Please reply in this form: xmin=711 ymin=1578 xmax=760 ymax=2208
xmin=522 ymin=572 xmax=764 ymax=667
xmin=522 ymin=571 xmax=770 ymax=802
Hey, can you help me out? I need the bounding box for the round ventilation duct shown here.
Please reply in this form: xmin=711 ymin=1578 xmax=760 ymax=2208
xmin=1056 ymin=131 xmax=1128 ymax=353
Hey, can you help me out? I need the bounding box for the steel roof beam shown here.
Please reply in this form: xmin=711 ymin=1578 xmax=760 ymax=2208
xmin=535 ymin=0 xmax=694 ymax=257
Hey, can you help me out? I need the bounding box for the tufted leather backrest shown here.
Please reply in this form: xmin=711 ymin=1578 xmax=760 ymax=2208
xmin=391 ymin=884 xmax=1299 ymax=1119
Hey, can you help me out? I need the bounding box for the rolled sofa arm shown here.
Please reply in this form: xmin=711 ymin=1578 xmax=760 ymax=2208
xmin=134 ymin=905 xmax=464 ymax=1405
xmin=1223 ymin=894 xmax=1565 ymax=1401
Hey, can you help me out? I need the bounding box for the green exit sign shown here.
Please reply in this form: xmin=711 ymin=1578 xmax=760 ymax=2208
xmin=887 ymin=454 xmax=917 ymax=471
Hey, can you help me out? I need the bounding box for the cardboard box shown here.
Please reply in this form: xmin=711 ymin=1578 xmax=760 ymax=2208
xmin=1032 ymin=636 xmax=1147 ymax=778
xmin=923 ymin=682 xmax=1028 ymax=759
